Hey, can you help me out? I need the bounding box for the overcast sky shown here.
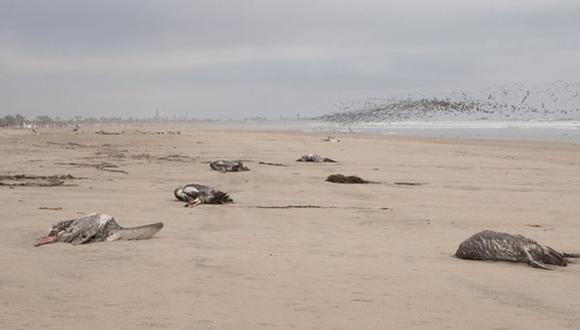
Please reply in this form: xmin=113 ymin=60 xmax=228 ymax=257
xmin=1 ymin=0 xmax=579 ymax=119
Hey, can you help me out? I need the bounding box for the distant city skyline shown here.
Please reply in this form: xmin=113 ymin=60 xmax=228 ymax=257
xmin=1 ymin=0 xmax=579 ymax=119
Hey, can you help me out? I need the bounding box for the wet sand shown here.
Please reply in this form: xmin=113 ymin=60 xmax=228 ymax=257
xmin=1 ymin=126 xmax=580 ymax=329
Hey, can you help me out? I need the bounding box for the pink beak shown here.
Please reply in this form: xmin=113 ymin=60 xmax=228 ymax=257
xmin=34 ymin=235 xmax=57 ymax=247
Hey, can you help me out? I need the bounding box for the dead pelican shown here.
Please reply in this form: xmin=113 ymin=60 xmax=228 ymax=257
xmin=456 ymin=230 xmax=580 ymax=270
xmin=209 ymin=160 xmax=250 ymax=172
xmin=297 ymin=154 xmax=336 ymax=163
xmin=34 ymin=213 xmax=163 ymax=246
xmin=174 ymin=183 xmax=233 ymax=207
xmin=322 ymin=136 xmax=340 ymax=142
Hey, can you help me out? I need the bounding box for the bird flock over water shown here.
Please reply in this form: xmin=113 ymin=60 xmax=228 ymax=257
xmin=321 ymin=81 xmax=580 ymax=123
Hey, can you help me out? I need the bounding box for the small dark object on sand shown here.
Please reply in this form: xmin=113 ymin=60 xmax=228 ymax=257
xmin=38 ymin=207 xmax=63 ymax=211
xmin=156 ymin=130 xmax=181 ymax=135
xmin=326 ymin=174 xmax=369 ymax=184
xmin=56 ymin=162 xmax=128 ymax=174
xmin=95 ymin=130 xmax=122 ymax=135
xmin=258 ymin=161 xmax=288 ymax=167
xmin=210 ymin=160 xmax=250 ymax=172
xmin=0 ymin=174 xmax=79 ymax=187
xmin=394 ymin=182 xmax=423 ymax=186
xmin=249 ymin=205 xmax=391 ymax=210
xmin=455 ymin=230 xmax=580 ymax=270
xmin=297 ymin=154 xmax=336 ymax=163
xmin=257 ymin=205 xmax=323 ymax=209
xmin=34 ymin=213 xmax=163 ymax=246
xmin=174 ymin=183 xmax=233 ymax=207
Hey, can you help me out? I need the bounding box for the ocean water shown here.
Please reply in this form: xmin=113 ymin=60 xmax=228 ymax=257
xmin=330 ymin=120 xmax=580 ymax=142
xmin=207 ymin=119 xmax=580 ymax=143
xmin=312 ymin=81 xmax=580 ymax=142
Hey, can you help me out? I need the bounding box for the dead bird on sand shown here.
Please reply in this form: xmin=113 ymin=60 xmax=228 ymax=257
xmin=326 ymin=174 xmax=370 ymax=184
xmin=34 ymin=213 xmax=163 ymax=246
xmin=322 ymin=136 xmax=340 ymax=142
xmin=297 ymin=154 xmax=336 ymax=163
xmin=174 ymin=183 xmax=233 ymax=207
xmin=455 ymin=230 xmax=580 ymax=270
xmin=209 ymin=160 xmax=250 ymax=172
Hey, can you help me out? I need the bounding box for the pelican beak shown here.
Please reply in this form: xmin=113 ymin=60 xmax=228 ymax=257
xmin=185 ymin=198 xmax=202 ymax=208
xmin=34 ymin=235 xmax=57 ymax=247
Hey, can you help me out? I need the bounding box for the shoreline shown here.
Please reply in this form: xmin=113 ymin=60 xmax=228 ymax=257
xmin=5 ymin=118 xmax=580 ymax=144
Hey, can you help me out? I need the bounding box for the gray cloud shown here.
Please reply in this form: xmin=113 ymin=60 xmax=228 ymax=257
xmin=1 ymin=0 xmax=579 ymax=119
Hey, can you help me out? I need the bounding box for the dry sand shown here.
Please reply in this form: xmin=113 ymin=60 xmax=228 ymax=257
xmin=1 ymin=126 xmax=580 ymax=329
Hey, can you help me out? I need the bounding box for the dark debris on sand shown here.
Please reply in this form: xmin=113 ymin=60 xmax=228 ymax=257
xmin=95 ymin=130 xmax=123 ymax=135
xmin=247 ymin=204 xmax=391 ymax=210
xmin=55 ymin=162 xmax=128 ymax=174
xmin=0 ymin=174 xmax=81 ymax=187
xmin=46 ymin=141 xmax=88 ymax=149
xmin=393 ymin=182 xmax=424 ymax=186
xmin=38 ymin=206 xmax=63 ymax=211
xmin=131 ymin=153 xmax=194 ymax=163
xmin=326 ymin=174 xmax=370 ymax=184
xmin=297 ymin=154 xmax=336 ymax=163
xmin=258 ymin=161 xmax=288 ymax=167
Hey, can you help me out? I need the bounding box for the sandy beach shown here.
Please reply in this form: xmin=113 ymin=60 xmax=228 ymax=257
xmin=1 ymin=125 xmax=580 ymax=329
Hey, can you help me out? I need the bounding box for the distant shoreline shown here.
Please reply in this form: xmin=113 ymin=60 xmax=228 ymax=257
xmin=4 ymin=118 xmax=580 ymax=143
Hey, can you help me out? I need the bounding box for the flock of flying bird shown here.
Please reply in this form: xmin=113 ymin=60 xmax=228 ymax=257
xmin=322 ymin=81 xmax=580 ymax=123
xmin=33 ymin=139 xmax=579 ymax=271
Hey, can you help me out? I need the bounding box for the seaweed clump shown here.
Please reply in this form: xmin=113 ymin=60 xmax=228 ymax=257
xmin=0 ymin=174 xmax=79 ymax=187
xmin=326 ymin=174 xmax=370 ymax=184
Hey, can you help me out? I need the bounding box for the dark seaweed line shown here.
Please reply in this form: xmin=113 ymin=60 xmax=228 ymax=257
xmin=258 ymin=161 xmax=288 ymax=167
xmin=0 ymin=182 xmax=78 ymax=187
xmin=239 ymin=205 xmax=391 ymax=210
